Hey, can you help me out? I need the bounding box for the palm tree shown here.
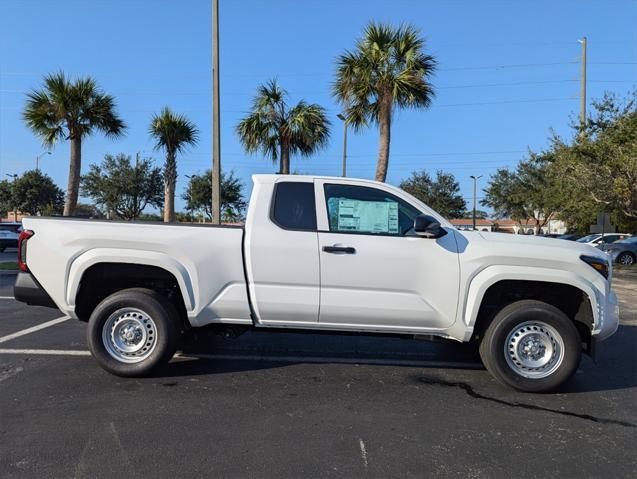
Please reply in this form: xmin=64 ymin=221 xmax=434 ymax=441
xmin=23 ymin=71 xmax=126 ymax=216
xmin=236 ymin=80 xmax=330 ymax=174
xmin=149 ymin=107 xmax=199 ymax=222
xmin=333 ymin=22 xmax=437 ymax=182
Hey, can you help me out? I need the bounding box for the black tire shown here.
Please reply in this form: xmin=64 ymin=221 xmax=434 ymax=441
xmin=87 ymin=288 xmax=179 ymax=377
xmin=479 ymin=300 xmax=581 ymax=393
xmin=617 ymin=252 xmax=635 ymax=266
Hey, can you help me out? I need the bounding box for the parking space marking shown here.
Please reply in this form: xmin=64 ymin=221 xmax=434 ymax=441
xmin=0 ymin=348 xmax=90 ymax=356
xmin=0 ymin=296 xmax=15 ymax=300
xmin=0 ymin=316 xmax=70 ymax=344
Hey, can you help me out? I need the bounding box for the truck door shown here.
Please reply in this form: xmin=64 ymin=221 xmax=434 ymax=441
xmin=315 ymin=181 xmax=460 ymax=331
xmin=244 ymin=179 xmax=320 ymax=324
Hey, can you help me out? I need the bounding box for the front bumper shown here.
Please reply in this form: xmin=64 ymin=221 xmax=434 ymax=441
xmin=594 ymin=290 xmax=620 ymax=341
xmin=13 ymin=272 xmax=57 ymax=308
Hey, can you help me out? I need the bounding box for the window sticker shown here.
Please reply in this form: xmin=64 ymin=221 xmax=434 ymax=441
xmin=334 ymin=199 xmax=399 ymax=234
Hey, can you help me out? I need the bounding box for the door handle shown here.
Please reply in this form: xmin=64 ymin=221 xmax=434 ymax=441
xmin=322 ymin=245 xmax=356 ymax=254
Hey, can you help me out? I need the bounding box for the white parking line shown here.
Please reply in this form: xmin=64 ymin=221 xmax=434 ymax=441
xmin=0 ymin=296 xmax=15 ymax=300
xmin=0 ymin=348 xmax=90 ymax=356
xmin=0 ymin=316 xmax=70 ymax=344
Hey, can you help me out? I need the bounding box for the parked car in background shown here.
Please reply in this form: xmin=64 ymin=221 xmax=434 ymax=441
xmin=576 ymin=233 xmax=632 ymax=248
xmin=557 ymin=233 xmax=583 ymax=241
xmin=538 ymin=233 xmax=562 ymax=238
xmin=606 ymin=236 xmax=637 ymax=265
xmin=0 ymin=230 xmax=19 ymax=252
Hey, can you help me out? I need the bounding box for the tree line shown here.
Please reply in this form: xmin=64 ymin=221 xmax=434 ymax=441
xmin=482 ymin=91 xmax=637 ymax=233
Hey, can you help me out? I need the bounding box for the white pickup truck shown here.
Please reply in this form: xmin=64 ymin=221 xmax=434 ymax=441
xmin=14 ymin=174 xmax=619 ymax=391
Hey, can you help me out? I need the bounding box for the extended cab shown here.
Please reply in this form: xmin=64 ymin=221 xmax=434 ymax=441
xmin=14 ymin=175 xmax=619 ymax=391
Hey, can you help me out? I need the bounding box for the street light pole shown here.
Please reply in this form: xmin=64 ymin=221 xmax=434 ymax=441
xmin=211 ymin=0 xmax=221 ymax=224
xmin=36 ymin=151 xmax=51 ymax=171
xmin=469 ymin=175 xmax=482 ymax=230
xmin=337 ymin=113 xmax=348 ymax=177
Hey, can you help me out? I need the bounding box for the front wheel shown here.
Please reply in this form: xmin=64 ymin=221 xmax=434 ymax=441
xmin=479 ymin=300 xmax=582 ymax=392
xmin=87 ymin=288 xmax=179 ymax=377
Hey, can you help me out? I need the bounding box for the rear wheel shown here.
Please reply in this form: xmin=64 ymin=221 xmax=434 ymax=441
xmin=87 ymin=288 xmax=179 ymax=377
xmin=479 ymin=300 xmax=581 ymax=392
xmin=617 ymin=252 xmax=635 ymax=266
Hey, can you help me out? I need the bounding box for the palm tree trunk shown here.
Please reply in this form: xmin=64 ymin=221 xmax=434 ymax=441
xmin=63 ymin=136 xmax=82 ymax=216
xmin=163 ymin=152 xmax=177 ymax=223
xmin=375 ymin=95 xmax=392 ymax=182
xmin=280 ymin=141 xmax=290 ymax=174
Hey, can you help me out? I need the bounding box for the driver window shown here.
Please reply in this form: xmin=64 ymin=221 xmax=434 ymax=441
xmin=324 ymin=183 xmax=421 ymax=236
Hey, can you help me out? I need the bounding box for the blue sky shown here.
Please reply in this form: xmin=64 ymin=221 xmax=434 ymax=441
xmin=1 ymin=0 xmax=636 ymax=213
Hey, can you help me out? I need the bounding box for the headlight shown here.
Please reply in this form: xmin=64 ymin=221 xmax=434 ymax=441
xmin=580 ymin=255 xmax=609 ymax=279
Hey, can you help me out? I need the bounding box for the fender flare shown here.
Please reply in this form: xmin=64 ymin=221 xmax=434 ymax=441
xmin=462 ymin=265 xmax=600 ymax=331
xmin=66 ymin=248 xmax=196 ymax=312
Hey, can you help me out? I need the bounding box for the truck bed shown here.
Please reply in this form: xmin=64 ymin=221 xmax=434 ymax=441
xmin=22 ymin=217 xmax=252 ymax=325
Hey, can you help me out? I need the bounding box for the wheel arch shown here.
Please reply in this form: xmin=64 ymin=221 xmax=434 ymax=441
xmin=68 ymin=248 xmax=195 ymax=322
xmin=463 ymin=266 xmax=599 ymax=345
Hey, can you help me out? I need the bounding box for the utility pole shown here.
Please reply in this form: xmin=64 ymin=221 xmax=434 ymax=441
xmin=578 ymin=36 xmax=587 ymax=130
xmin=469 ymin=175 xmax=482 ymax=231
xmin=337 ymin=113 xmax=348 ymax=177
xmin=211 ymin=0 xmax=221 ymax=224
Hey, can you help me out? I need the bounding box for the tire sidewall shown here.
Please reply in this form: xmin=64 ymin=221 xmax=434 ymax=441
xmin=87 ymin=289 xmax=178 ymax=377
xmin=482 ymin=301 xmax=581 ymax=392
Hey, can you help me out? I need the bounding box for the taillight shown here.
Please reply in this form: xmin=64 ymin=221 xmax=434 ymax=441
xmin=17 ymin=230 xmax=34 ymax=272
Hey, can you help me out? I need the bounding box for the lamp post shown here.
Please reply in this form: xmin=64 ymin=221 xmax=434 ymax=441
xmin=469 ymin=175 xmax=482 ymax=230
xmin=36 ymin=151 xmax=51 ymax=171
xmin=337 ymin=113 xmax=348 ymax=177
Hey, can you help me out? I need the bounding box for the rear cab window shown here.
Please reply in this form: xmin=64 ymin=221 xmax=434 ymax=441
xmin=270 ymin=181 xmax=317 ymax=231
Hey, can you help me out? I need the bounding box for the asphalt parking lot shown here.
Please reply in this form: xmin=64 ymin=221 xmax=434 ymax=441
xmin=0 ymin=269 xmax=636 ymax=478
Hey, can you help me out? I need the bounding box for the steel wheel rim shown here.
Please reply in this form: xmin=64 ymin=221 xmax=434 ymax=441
xmin=102 ymin=308 xmax=158 ymax=363
xmin=504 ymin=321 xmax=565 ymax=379
xmin=618 ymin=253 xmax=634 ymax=265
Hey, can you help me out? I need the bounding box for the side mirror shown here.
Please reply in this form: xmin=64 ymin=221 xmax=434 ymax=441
xmin=414 ymin=215 xmax=447 ymax=239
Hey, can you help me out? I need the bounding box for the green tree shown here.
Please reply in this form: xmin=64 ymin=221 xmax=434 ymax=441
xmin=183 ymin=170 xmax=247 ymax=222
xmin=550 ymin=92 xmax=637 ymax=231
xmin=399 ymin=170 xmax=466 ymax=219
xmin=333 ymin=22 xmax=436 ymax=182
xmin=461 ymin=209 xmax=489 ymax=220
xmin=10 ymin=170 xmax=64 ymax=215
xmin=0 ymin=180 xmax=12 ymax=217
xmin=73 ymin=203 xmax=105 ymax=219
xmin=482 ymin=152 xmax=557 ymax=233
xmin=81 ymin=153 xmax=164 ymax=220
xmin=149 ymin=107 xmax=199 ymax=223
xmin=23 ymin=72 xmax=126 ymax=216
xmin=236 ymin=80 xmax=330 ymax=174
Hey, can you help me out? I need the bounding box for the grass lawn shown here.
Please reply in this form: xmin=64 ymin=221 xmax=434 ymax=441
xmin=0 ymin=262 xmax=18 ymax=271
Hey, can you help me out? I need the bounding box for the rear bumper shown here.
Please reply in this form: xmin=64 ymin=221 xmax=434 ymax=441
xmin=13 ymin=272 xmax=57 ymax=308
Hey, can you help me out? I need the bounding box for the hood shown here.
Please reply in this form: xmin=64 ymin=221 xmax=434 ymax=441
xmin=471 ymin=230 xmax=607 ymax=258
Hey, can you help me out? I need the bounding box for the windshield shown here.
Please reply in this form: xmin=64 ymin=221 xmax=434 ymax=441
xmin=577 ymin=234 xmax=599 ymax=243
xmin=614 ymin=236 xmax=637 ymax=244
